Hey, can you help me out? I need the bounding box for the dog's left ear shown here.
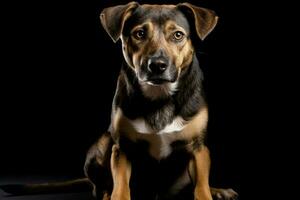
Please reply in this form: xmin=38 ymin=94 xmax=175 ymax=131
xmin=177 ymin=3 xmax=218 ymax=40
xmin=100 ymin=2 xmax=139 ymax=43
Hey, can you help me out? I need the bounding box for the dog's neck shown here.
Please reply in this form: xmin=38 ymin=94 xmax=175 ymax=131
xmin=115 ymin=54 xmax=206 ymax=130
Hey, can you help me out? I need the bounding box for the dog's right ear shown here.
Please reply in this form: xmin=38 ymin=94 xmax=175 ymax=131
xmin=100 ymin=2 xmax=139 ymax=43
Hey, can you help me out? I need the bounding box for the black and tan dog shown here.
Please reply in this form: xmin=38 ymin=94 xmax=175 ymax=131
xmin=0 ymin=2 xmax=238 ymax=200
xmin=84 ymin=2 xmax=238 ymax=200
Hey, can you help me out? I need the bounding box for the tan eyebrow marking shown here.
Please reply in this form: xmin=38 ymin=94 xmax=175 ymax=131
xmin=164 ymin=20 xmax=187 ymax=35
xmin=130 ymin=21 xmax=153 ymax=34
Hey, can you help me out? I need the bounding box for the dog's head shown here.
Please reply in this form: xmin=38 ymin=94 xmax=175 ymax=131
xmin=100 ymin=2 xmax=218 ymax=95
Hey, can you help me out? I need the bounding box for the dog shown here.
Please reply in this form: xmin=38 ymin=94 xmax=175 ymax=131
xmin=84 ymin=2 xmax=238 ymax=200
xmin=0 ymin=2 xmax=238 ymax=200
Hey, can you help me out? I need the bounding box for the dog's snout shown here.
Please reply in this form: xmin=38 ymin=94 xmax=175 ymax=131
xmin=147 ymin=57 xmax=168 ymax=74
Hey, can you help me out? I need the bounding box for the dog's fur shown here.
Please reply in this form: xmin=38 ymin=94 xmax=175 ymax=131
xmin=84 ymin=2 xmax=238 ymax=200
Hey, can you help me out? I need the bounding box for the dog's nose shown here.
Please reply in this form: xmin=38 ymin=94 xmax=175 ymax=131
xmin=147 ymin=58 xmax=168 ymax=74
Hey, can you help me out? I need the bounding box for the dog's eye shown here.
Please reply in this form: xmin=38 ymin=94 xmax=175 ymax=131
xmin=173 ymin=31 xmax=184 ymax=41
xmin=133 ymin=29 xmax=146 ymax=40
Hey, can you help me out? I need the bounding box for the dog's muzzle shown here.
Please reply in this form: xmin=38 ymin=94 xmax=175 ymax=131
xmin=137 ymin=55 xmax=177 ymax=85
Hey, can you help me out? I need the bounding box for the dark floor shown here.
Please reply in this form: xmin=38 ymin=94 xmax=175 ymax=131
xmin=1 ymin=192 xmax=93 ymax=200
xmin=0 ymin=176 xmax=94 ymax=200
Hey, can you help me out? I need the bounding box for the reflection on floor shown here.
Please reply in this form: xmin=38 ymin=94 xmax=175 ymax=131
xmin=0 ymin=175 xmax=94 ymax=200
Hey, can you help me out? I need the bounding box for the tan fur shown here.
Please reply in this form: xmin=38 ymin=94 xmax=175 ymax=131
xmin=191 ymin=146 xmax=212 ymax=200
xmin=142 ymin=4 xmax=176 ymax=9
xmin=164 ymin=20 xmax=194 ymax=70
xmin=102 ymin=192 xmax=111 ymax=200
xmin=181 ymin=106 xmax=208 ymax=142
xmin=96 ymin=133 xmax=113 ymax=165
xmin=110 ymin=144 xmax=131 ymax=200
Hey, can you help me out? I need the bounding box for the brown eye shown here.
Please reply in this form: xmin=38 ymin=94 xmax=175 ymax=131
xmin=173 ymin=31 xmax=184 ymax=41
xmin=133 ymin=29 xmax=146 ymax=40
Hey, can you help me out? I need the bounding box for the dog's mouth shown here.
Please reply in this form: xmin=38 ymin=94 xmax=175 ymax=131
xmin=137 ymin=67 xmax=178 ymax=86
xmin=141 ymin=75 xmax=179 ymax=86
xmin=145 ymin=78 xmax=170 ymax=86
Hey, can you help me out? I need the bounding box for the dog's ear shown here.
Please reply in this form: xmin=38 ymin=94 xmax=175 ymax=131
xmin=100 ymin=2 xmax=139 ymax=43
xmin=177 ymin=3 xmax=218 ymax=40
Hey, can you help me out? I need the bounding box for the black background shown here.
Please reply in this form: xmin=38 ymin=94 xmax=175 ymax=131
xmin=1 ymin=0 xmax=291 ymax=199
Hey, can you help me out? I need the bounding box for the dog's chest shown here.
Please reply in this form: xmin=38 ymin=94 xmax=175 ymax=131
xmin=130 ymin=116 xmax=186 ymax=134
xmin=129 ymin=117 xmax=187 ymax=160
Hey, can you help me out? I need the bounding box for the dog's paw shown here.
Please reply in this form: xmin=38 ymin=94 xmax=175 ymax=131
xmin=102 ymin=192 xmax=111 ymax=200
xmin=211 ymin=188 xmax=238 ymax=200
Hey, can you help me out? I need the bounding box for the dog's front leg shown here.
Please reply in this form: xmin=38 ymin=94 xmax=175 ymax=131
xmin=192 ymin=145 xmax=213 ymax=200
xmin=110 ymin=144 xmax=132 ymax=200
